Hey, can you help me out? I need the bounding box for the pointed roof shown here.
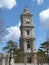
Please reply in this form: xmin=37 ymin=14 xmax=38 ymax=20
xmin=21 ymin=8 xmax=33 ymax=16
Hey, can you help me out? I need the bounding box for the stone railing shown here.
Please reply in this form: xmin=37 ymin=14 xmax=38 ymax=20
xmin=13 ymin=63 xmax=49 ymax=65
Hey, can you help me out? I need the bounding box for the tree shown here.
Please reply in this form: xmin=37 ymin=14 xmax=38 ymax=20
xmin=40 ymin=41 xmax=49 ymax=56
xmin=37 ymin=49 xmax=46 ymax=63
xmin=2 ymin=40 xmax=18 ymax=65
xmin=14 ymin=48 xmax=20 ymax=63
xmin=39 ymin=41 xmax=49 ymax=62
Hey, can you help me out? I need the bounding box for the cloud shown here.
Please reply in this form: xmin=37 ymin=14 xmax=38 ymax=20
xmin=33 ymin=0 xmax=44 ymax=5
xmin=39 ymin=8 xmax=49 ymax=29
xmin=17 ymin=22 xmax=21 ymax=27
xmin=3 ymin=22 xmax=21 ymax=41
xmin=0 ymin=0 xmax=17 ymax=9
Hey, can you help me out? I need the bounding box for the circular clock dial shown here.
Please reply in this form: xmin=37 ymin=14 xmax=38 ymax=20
xmin=26 ymin=18 xmax=29 ymax=21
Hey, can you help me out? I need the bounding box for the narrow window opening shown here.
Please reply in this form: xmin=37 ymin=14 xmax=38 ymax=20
xmin=27 ymin=30 xmax=30 ymax=35
xmin=27 ymin=44 xmax=30 ymax=49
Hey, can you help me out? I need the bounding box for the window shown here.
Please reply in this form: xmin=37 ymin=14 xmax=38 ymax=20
xmin=27 ymin=44 xmax=30 ymax=49
xmin=27 ymin=30 xmax=30 ymax=35
xmin=26 ymin=22 xmax=30 ymax=24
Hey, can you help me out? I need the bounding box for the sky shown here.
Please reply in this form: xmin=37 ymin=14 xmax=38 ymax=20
xmin=0 ymin=0 xmax=49 ymax=52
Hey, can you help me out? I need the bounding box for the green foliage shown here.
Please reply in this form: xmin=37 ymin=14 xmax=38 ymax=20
xmin=2 ymin=40 xmax=18 ymax=65
xmin=40 ymin=41 xmax=49 ymax=57
xmin=37 ymin=49 xmax=46 ymax=59
xmin=38 ymin=41 xmax=49 ymax=63
xmin=3 ymin=40 xmax=17 ymax=53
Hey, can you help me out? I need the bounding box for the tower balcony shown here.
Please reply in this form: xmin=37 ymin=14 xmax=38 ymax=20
xmin=20 ymin=24 xmax=34 ymax=30
xmin=20 ymin=35 xmax=35 ymax=40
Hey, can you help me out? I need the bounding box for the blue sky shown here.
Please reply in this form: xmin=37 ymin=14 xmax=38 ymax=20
xmin=0 ymin=0 xmax=49 ymax=52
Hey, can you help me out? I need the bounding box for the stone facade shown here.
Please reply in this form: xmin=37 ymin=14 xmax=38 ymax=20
xmin=0 ymin=53 xmax=8 ymax=65
xmin=19 ymin=8 xmax=37 ymax=63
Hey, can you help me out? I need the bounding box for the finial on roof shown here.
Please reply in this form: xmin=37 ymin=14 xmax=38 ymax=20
xmin=21 ymin=6 xmax=33 ymax=16
xmin=24 ymin=5 xmax=29 ymax=11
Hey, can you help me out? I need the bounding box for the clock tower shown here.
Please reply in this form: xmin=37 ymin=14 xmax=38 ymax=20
xmin=20 ymin=8 xmax=37 ymax=63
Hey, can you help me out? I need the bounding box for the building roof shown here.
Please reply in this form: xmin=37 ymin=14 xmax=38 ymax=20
xmin=21 ymin=8 xmax=33 ymax=16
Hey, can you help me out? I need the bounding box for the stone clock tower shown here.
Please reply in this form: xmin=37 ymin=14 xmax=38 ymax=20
xmin=19 ymin=8 xmax=36 ymax=63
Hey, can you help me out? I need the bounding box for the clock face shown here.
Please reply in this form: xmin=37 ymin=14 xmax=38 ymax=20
xmin=25 ymin=16 xmax=30 ymax=21
xmin=26 ymin=18 xmax=30 ymax=21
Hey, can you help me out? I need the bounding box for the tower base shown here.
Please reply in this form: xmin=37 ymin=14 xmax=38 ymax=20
xmin=15 ymin=52 xmax=37 ymax=63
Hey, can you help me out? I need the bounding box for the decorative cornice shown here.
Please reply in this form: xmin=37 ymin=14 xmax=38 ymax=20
xmin=20 ymin=37 xmax=35 ymax=40
xmin=20 ymin=25 xmax=34 ymax=30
